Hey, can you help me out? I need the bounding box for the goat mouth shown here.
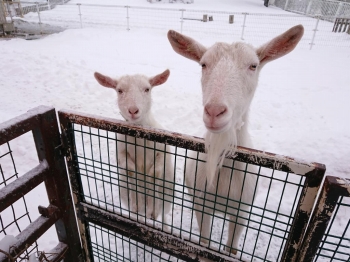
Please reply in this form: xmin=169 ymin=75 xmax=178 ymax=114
xmin=205 ymin=122 xmax=229 ymax=133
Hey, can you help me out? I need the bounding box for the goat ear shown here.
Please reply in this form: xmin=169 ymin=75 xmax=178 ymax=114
xmin=256 ymin=25 xmax=304 ymax=66
xmin=149 ymin=69 xmax=170 ymax=87
xmin=167 ymin=30 xmax=206 ymax=62
xmin=94 ymin=72 xmax=118 ymax=89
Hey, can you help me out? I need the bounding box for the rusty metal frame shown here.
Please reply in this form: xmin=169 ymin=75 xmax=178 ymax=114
xmin=0 ymin=106 xmax=84 ymax=262
xmin=297 ymin=176 xmax=350 ymax=262
xmin=58 ymin=109 xmax=326 ymax=262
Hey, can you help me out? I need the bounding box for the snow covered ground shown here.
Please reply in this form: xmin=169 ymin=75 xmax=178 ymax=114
xmin=0 ymin=0 xmax=349 ymax=261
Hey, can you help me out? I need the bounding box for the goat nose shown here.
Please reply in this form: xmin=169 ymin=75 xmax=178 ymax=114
xmin=205 ymin=104 xmax=227 ymax=118
xmin=129 ymin=107 xmax=139 ymax=115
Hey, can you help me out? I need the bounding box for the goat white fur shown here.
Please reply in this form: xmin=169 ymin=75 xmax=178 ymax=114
xmin=168 ymin=25 xmax=304 ymax=254
xmin=94 ymin=69 xmax=174 ymax=224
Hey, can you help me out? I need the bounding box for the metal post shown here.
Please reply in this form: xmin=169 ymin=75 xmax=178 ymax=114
xmin=229 ymin=15 xmax=234 ymax=24
xmin=310 ymin=16 xmax=320 ymax=50
xmin=35 ymin=2 xmax=42 ymax=34
xmin=126 ymin=6 xmax=130 ymax=31
xmin=306 ymin=0 xmax=313 ymax=14
xmin=78 ymin=4 xmax=82 ymax=28
xmin=47 ymin=0 xmax=51 ymax=10
xmin=284 ymin=0 xmax=290 ymax=10
xmin=6 ymin=2 xmax=13 ymax=23
xmin=335 ymin=2 xmax=343 ymax=18
xmin=241 ymin=13 xmax=247 ymax=40
xmin=180 ymin=9 xmax=184 ymax=33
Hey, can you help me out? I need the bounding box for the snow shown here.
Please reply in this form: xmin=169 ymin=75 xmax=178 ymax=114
xmin=0 ymin=0 xmax=349 ymax=260
xmin=0 ymin=235 xmax=17 ymax=254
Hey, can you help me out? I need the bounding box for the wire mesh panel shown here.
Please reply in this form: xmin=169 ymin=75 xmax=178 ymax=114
xmin=59 ymin=110 xmax=326 ymax=262
xmin=298 ymin=176 xmax=350 ymax=262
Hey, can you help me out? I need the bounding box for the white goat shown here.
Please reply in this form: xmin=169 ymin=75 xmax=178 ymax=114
xmin=94 ymin=69 xmax=174 ymax=225
xmin=168 ymin=25 xmax=304 ymax=254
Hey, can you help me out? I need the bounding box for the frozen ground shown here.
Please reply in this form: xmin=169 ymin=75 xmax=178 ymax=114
xmin=0 ymin=0 xmax=349 ymax=260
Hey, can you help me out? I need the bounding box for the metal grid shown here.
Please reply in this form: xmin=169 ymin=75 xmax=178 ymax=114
xmin=89 ymin=222 xmax=186 ymax=262
xmin=298 ymin=176 xmax=350 ymax=262
xmin=59 ymin=110 xmax=325 ymax=261
xmin=0 ymin=141 xmax=38 ymax=261
xmin=315 ymin=196 xmax=350 ymax=261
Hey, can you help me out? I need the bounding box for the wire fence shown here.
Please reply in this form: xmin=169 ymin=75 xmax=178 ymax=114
xmin=1 ymin=107 xmax=349 ymax=261
xmin=273 ymin=0 xmax=350 ymax=18
xmin=15 ymin=2 xmax=350 ymax=49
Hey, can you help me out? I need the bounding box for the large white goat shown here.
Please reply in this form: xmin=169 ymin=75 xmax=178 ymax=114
xmin=168 ymin=25 xmax=304 ymax=254
xmin=94 ymin=69 xmax=174 ymax=225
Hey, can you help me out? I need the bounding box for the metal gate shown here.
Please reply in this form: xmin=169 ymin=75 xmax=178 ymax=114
xmin=0 ymin=106 xmax=83 ymax=261
xmin=0 ymin=106 xmax=349 ymax=261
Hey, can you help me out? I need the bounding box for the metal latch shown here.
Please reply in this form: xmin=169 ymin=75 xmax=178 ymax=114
xmin=54 ymin=131 xmax=69 ymax=159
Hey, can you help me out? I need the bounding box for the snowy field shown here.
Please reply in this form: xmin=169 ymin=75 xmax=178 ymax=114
xmin=0 ymin=0 xmax=349 ymax=261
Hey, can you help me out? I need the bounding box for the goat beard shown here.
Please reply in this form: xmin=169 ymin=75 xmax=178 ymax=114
xmin=204 ymin=128 xmax=237 ymax=190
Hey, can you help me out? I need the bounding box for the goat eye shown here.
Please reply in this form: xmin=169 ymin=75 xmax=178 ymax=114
xmin=249 ymin=64 xmax=257 ymax=71
xmin=145 ymin=88 xmax=150 ymax=93
xmin=201 ymin=64 xmax=207 ymax=69
xmin=117 ymin=89 xmax=123 ymax=94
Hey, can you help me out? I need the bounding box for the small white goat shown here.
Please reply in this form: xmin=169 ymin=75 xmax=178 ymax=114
xmin=168 ymin=25 xmax=304 ymax=254
xmin=94 ymin=69 xmax=174 ymax=225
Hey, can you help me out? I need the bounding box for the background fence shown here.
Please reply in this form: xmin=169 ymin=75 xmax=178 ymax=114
xmin=7 ymin=1 xmax=350 ymax=49
xmin=273 ymin=0 xmax=350 ymax=18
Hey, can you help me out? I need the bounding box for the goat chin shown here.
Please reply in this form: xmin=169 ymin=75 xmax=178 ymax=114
xmin=204 ymin=125 xmax=237 ymax=189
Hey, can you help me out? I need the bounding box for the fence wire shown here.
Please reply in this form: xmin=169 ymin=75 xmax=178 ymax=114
xmin=66 ymin=119 xmax=320 ymax=261
xmin=13 ymin=2 xmax=350 ymax=48
xmin=89 ymin=222 xmax=186 ymax=262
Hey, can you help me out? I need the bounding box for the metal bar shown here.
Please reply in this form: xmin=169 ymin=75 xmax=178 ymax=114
xmin=77 ymin=4 xmax=82 ymax=28
xmin=58 ymin=112 xmax=93 ymax=262
xmin=35 ymin=2 xmax=42 ymax=34
xmin=31 ymin=107 xmax=84 ymax=262
xmin=0 ymin=105 xmax=51 ymax=146
xmin=310 ymin=16 xmax=320 ymax=50
xmin=0 ymin=160 xmax=49 ymax=213
xmin=79 ymin=202 xmax=240 ymax=262
xmin=0 ymin=209 xmax=60 ymax=262
xmin=180 ymin=9 xmax=184 ymax=33
xmin=44 ymin=242 xmax=69 ymax=262
xmin=297 ymin=176 xmax=350 ymax=261
xmin=241 ymin=13 xmax=247 ymax=40
xmin=284 ymin=0 xmax=290 ymax=10
xmin=57 ymin=109 xmax=322 ymax=175
xmin=126 ymin=5 xmax=130 ymax=31
xmin=281 ymin=165 xmax=326 ymax=261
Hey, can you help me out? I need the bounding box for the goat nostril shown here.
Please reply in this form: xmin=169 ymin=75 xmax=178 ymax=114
xmin=218 ymin=108 xmax=226 ymax=117
xmin=205 ymin=105 xmax=227 ymax=118
xmin=129 ymin=107 xmax=139 ymax=115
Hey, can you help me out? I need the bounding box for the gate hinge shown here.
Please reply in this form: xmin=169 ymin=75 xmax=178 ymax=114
xmin=54 ymin=131 xmax=69 ymax=159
